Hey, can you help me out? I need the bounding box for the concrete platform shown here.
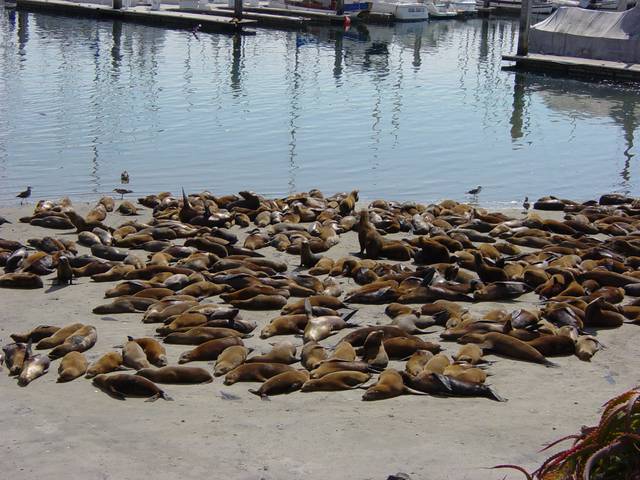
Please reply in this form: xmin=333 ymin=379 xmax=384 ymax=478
xmin=503 ymin=53 xmax=640 ymax=81
xmin=16 ymin=0 xmax=256 ymax=32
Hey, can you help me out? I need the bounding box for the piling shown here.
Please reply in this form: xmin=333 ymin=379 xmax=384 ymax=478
xmin=516 ymin=0 xmax=531 ymax=56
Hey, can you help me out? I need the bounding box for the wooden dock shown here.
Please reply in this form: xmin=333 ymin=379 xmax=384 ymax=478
xmin=503 ymin=53 xmax=640 ymax=81
xmin=15 ymin=0 xmax=257 ymax=32
xmin=180 ymin=5 xmax=310 ymax=28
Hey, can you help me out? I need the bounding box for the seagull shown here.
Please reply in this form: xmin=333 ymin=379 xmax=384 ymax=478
xmin=120 ymin=171 xmax=130 ymax=184
xmin=523 ymin=196 xmax=530 ymax=213
xmin=16 ymin=186 xmax=31 ymax=205
xmin=113 ymin=188 xmax=133 ymax=200
xmin=466 ymin=185 xmax=482 ymax=195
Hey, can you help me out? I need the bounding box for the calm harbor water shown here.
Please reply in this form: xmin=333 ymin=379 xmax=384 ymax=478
xmin=1 ymin=8 xmax=639 ymax=206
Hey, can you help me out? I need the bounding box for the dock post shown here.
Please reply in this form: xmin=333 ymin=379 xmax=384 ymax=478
xmin=234 ymin=0 xmax=243 ymax=19
xmin=336 ymin=0 xmax=344 ymax=15
xmin=516 ymin=0 xmax=532 ymax=56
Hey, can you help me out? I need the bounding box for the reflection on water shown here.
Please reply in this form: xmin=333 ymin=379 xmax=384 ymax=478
xmin=1 ymin=7 xmax=639 ymax=205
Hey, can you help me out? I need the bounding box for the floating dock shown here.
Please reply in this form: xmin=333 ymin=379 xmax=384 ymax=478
xmin=15 ymin=0 xmax=257 ymax=32
xmin=503 ymin=53 xmax=640 ymax=81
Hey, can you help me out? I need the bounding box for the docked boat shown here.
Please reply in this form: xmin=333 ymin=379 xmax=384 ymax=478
xmin=450 ymin=0 xmax=477 ymax=13
xmin=371 ymin=0 xmax=429 ymax=20
xmin=424 ymin=0 xmax=460 ymax=17
xmin=268 ymin=0 xmax=373 ymax=17
xmin=477 ymin=0 xmax=553 ymax=13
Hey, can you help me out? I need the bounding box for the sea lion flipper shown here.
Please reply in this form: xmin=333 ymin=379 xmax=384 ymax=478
xmin=109 ymin=387 xmax=126 ymax=400
xmin=544 ymin=360 xmax=559 ymax=368
xmin=304 ymin=298 xmax=313 ymax=319
xmin=342 ymin=309 xmax=359 ymax=323
xmin=146 ymin=394 xmax=160 ymax=403
xmin=488 ymin=387 xmax=508 ymax=403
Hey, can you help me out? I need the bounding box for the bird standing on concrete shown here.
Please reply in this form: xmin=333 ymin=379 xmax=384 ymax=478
xmin=16 ymin=186 xmax=31 ymax=205
xmin=466 ymin=185 xmax=482 ymax=195
xmin=121 ymin=171 xmax=130 ymax=184
xmin=523 ymin=196 xmax=530 ymax=213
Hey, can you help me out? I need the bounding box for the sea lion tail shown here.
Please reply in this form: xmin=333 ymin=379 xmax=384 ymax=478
xmin=342 ymin=309 xmax=359 ymax=323
xmin=544 ymin=359 xmax=560 ymax=368
xmin=488 ymin=386 xmax=508 ymax=403
xmin=304 ymin=298 xmax=313 ymax=319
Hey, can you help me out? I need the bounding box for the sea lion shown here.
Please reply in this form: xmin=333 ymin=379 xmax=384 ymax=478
xmin=92 ymin=374 xmax=172 ymax=401
xmin=452 ymin=344 xmax=484 ymax=365
xmin=527 ymin=335 xmax=575 ymax=357
xmin=301 ymin=342 xmax=328 ymax=370
xmin=246 ymin=342 xmax=298 ymax=364
xmin=127 ymin=336 xmax=167 ymax=367
xmin=136 ymin=366 xmax=213 ymax=384
xmin=56 ymin=256 xmax=74 ymax=285
xmin=17 ymin=348 xmax=50 ymax=386
xmin=164 ymin=327 xmax=248 ymax=345
xmin=340 ymin=326 xmax=410 ymax=347
xmin=310 ymin=360 xmax=377 ymax=379
xmin=224 ymin=362 xmax=296 ymax=385
xmin=57 ymin=351 xmax=88 ymax=382
xmin=123 ymin=340 xmax=152 ymax=370
xmin=11 ymin=325 xmax=60 ymax=343
xmin=458 ymin=332 xmax=557 ymax=367
xmin=178 ymin=337 xmax=243 ymax=364
xmin=301 ymin=370 xmax=371 ymax=392
xmin=382 ymin=336 xmax=441 ymax=359
xmin=85 ymin=352 xmax=126 ymax=378
xmin=360 ymin=330 xmax=389 ymax=369
xmin=575 ymin=335 xmax=604 ymax=362
xmin=48 ymin=326 xmax=97 ymax=359
xmin=214 ymin=345 xmax=251 ymax=376
xmin=230 ymin=294 xmax=288 ymax=311
xmin=339 ymin=190 xmax=358 ymax=216
xmin=362 ymin=369 xmax=427 ymax=401
xmin=436 ymin=374 xmax=506 ymax=402
xmin=442 ymin=364 xmax=487 ymax=384
xmin=0 ymin=272 xmax=43 ymax=289
xmin=424 ymin=353 xmax=451 ymax=374
xmin=249 ymin=370 xmax=310 ymax=399
xmin=281 ymin=296 xmax=347 ymax=315
xmin=92 ymin=297 xmax=156 ymax=314
xmin=260 ymin=314 xmax=309 ymax=338
xmin=3 ymin=342 xmax=28 ymax=376
xmin=584 ymin=297 xmax=625 ymax=328
xmin=327 ymin=341 xmax=357 ymax=362
xmin=405 ymin=350 xmax=434 ymax=376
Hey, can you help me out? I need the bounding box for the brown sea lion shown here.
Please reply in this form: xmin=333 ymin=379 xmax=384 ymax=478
xmin=310 ymin=360 xmax=377 ymax=379
xmin=339 ymin=326 xmax=410 ymax=347
xmin=327 ymin=341 xmax=357 ymax=362
xmin=18 ymin=348 xmax=50 ymax=386
xmin=424 ymin=353 xmax=451 ymax=374
xmin=122 ymin=340 xmax=152 ymax=370
xmin=301 ymin=371 xmax=371 ymax=392
xmin=382 ymin=336 xmax=441 ymax=359
xmin=260 ymin=314 xmax=309 ymax=338
xmin=85 ymin=352 xmax=126 ymax=378
xmin=127 ymin=336 xmax=167 ymax=367
xmin=47 ymin=325 xmax=97 ymax=359
xmin=136 ymin=366 xmax=213 ymax=384
xmin=178 ymin=337 xmax=244 ymax=364
xmin=452 ymin=344 xmax=484 ymax=365
xmin=249 ymin=370 xmax=310 ymax=399
xmin=214 ymin=345 xmax=251 ymax=376
xmin=92 ymin=374 xmax=172 ymax=401
xmin=405 ymin=350 xmax=434 ymax=376
xmin=362 ymin=369 xmax=427 ymax=401
xmin=246 ymin=341 xmax=298 ymax=364
xmin=3 ymin=342 xmax=28 ymax=376
xmin=575 ymin=335 xmax=604 ymax=361
xmin=458 ymin=332 xmax=557 ymax=367
xmin=223 ymin=362 xmax=296 ymax=385
xmin=360 ymin=330 xmax=389 ymax=369
xmin=11 ymin=325 xmax=60 ymax=343
xmin=0 ymin=272 xmax=43 ymax=289
xmin=527 ymin=335 xmax=575 ymax=357
xmin=230 ymin=294 xmax=288 ymax=311
xmin=301 ymin=342 xmax=328 ymax=370
xmin=57 ymin=351 xmax=88 ymax=382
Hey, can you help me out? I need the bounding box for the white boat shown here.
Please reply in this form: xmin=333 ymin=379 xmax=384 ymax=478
xmin=424 ymin=0 xmax=460 ymax=16
xmin=268 ymin=0 xmax=373 ymax=17
xmin=450 ymin=0 xmax=477 ymax=13
xmin=372 ymin=0 xmax=429 ymax=20
xmin=478 ymin=0 xmax=553 ymax=13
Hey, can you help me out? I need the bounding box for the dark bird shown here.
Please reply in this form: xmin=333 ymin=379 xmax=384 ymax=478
xmin=466 ymin=186 xmax=482 ymax=195
xmin=522 ymin=196 xmax=530 ymax=213
xmin=192 ymin=23 xmax=201 ymax=40
xmin=113 ymin=188 xmax=133 ymax=200
xmin=120 ymin=171 xmax=129 ymax=184
xmin=16 ymin=186 xmax=31 ymax=204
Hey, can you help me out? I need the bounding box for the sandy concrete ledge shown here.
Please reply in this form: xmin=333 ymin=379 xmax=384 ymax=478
xmin=0 ymin=201 xmax=638 ymax=480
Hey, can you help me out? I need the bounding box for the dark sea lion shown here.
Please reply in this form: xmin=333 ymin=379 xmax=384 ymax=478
xmin=0 ymin=272 xmax=43 ymax=289
xmin=164 ymin=327 xmax=248 ymax=345
xmin=136 ymin=366 xmax=213 ymax=384
xmin=301 ymin=370 xmax=371 ymax=392
xmin=57 ymin=351 xmax=88 ymax=382
xmin=584 ymin=297 xmax=625 ymax=328
xmin=473 ymin=282 xmax=529 ymax=301
xmin=340 ymin=326 xmax=410 ymax=347
xmin=11 ymin=325 xmax=60 ymax=343
xmin=383 ymin=336 xmax=441 ymax=358
xmin=224 ymin=362 xmax=296 ymax=385
xmin=56 ymin=256 xmax=74 ymax=285
xmin=527 ymin=335 xmax=575 ymax=357
xmin=178 ymin=336 xmax=244 ymax=364
xmin=92 ymin=297 xmax=156 ymax=314
xmin=230 ymin=294 xmax=288 ymax=310
xmin=281 ymin=296 xmax=346 ymax=315
xmin=48 ymin=326 xmax=97 ymax=359
xmin=85 ymin=352 xmax=126 ymax=378
xmin=249 ymin=370 xmax=310 ymax=399
xmin=361 ymin=330 xmax=389 ymax=369
xmin=92 ymin=374 xmax=172 ymax=401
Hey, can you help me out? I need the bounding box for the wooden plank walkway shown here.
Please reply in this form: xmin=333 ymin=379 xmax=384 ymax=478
xmin=181 ymin=5 xmax=310 ymax=28
xmin=503 ymin=53 xmax=640 ymax=81
xmin=16 ymin=0 xmax=256 ymax=32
